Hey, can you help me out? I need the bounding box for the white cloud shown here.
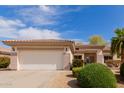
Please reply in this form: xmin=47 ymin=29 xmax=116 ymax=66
xmin=39 ymin=5 xmax=57 ymax=14
xmin=16 ymin=6 xmax=83 ymax=26
xmin=17 ymin=6 xmax=57 ymax=26
xmin=0 ymin=6 xmax=87 ymax=41
xmin=39 ymin=5 xmax=84 ymax=15
xmin=0 ymin=27 xmax=61 ymax=40
xmin=18 ymin=27 xmax=61 ymax=40
xmin=40 ymin=6 xmax=50 ymax=12
xmin=0 ymin=16 xmax=25 ymax=28
xmin=0 ymin=16 xmax=61 ymax=40
xmin=0 ymin=28 xmax=17 ymax=38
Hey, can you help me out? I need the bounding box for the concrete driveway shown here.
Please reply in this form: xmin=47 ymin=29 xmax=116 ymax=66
xmin=0 ymin=71 xmax=78 ymax=88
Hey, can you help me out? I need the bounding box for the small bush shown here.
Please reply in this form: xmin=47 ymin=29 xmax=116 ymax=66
xmin=77 ymin=63 xmax=117 ymax=88
xmin=72 ymin=59 xmax=83 ymax=67
xmin=0 ymin=57 xmax=10 ymax=68
xmin=72 ymin=67 xmax=83 ymax=77
xmin=120 ymin=63 xmax=124 ymax=77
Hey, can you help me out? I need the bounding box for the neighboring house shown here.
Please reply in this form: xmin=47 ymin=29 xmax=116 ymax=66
xmin=2 ymin=39 xmax=120 ymax=70
xmin=0 ymin=47 xmax=11 ymax=57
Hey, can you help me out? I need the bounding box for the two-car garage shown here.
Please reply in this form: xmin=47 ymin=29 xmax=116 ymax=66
xmin=18 ymin=50 xmax=64 ymax=70
xmin=3 ymin=39 xmax=74 ymax=70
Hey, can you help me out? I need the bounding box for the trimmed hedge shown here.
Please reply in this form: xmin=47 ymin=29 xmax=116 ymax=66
xmin=77 ymin=63 xmax=117 ymax=88
xmin=72 ymin=67 xmax=83 ymax=77
xmin=72 ymin=59 xmax=83 ymax=68
xmin=120 ymin=63 xmax=124 ymax=77
xmin=0 ymin=57 xmax=10 ymax=68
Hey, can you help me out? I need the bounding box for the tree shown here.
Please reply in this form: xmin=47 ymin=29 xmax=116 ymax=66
xmin=111 ymin=28 xmax=124 ymax=63
xmin=89 ymin=35 xmax=106 ymax=45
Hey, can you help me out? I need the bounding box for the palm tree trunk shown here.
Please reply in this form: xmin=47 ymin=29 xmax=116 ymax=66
xmin=121 ymin=49 xmax=124 ymax=63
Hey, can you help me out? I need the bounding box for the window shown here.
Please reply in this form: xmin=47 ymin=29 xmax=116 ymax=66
xmin=65 ymin=48 xmax=68 ymax=51
xmin=104 ymin=56 xmax=113 ymax=62
xmin=76 ymin=48 xmax=79 ymax=50
xmin=12 ymin=47 xmax=15 ymax=51
xmin=74 ymin=55 xmax=82 ymax=59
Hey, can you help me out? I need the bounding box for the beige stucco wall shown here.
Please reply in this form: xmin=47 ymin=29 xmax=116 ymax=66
xmin=9 ymin=50 xmax=19 ymax=70
xmin=9 ymin=55 xmax=18 ymax=70
xmin=63 ymin=47 xmax=73 ymax=70
xmin=67 ymin=47 xmax=73 ymax=64
xmin=97 ymin=50 xmax=104 ymax=64
xmin=113 ymin=54 xmax=121 ymax=60
xmin=81 ymin=54 xmax=84 ymax=60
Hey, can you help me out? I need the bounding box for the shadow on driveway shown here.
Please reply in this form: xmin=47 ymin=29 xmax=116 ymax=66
xmin=66 ymin=74 xmax=74 ymax=78
xmin=67 ymin=80 xmax=79 ymax=88
xmin=66 ymin=74 xmax=79 ymax=88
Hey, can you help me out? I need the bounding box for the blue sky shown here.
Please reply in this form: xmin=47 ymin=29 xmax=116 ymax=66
xmin=0 ymin=5 xmax=124 ymax=47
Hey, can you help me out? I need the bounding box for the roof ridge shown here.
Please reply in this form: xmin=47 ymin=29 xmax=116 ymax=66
xmin=2 ymin=39 xmax=74 ymax=42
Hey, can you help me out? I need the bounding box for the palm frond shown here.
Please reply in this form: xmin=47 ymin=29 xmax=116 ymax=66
xmin=111 ymin=37 xmax=119 ymax=55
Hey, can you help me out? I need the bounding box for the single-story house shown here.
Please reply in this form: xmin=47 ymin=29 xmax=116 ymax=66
xmin=74 ymin=44 xmax=120 ymax=63
xmin=0 ymin=47 xmax=11 ymax=57
xmin=2 ymin=39 xmax=75 ymax=70
xmin=2 ymin=39 xmax=120 ymax=70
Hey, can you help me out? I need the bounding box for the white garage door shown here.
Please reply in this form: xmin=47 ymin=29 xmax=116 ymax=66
xmin=18 ymin=50 xmax=64 ymax=70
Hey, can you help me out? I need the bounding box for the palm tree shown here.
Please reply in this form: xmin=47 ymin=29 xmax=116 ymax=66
xmin=111 ymin=28 xmax=124 ymax=63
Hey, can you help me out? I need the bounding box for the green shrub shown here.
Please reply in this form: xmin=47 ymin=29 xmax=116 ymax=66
xmin=120 ymin=63 xmax=124 ymax=77
xmin=77 ymin=63 xmax=117 ymax=88
xmin=72 ymin=67 xmax=83 ymax=77
xmin=72 ymin=59 xmax=83 ymax=67
xmin=0 ymin=57 xmax=10 ymax=68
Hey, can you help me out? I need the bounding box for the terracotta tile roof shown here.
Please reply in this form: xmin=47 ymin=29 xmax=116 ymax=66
xmin=2 ymin=39 xmax=111 ymax=54
xmin=75 ymin=44 xmax=105 ymax=49
xmin=2 ymin=39 xmax=75 ymax=53
xmin=2 ymin=39 xmax=74 ymax=46
xmin=103 ymin=45 xmax=110 ymax=52
xmin=3 ymin=39 xmax=74 ymax=43
xmin=75 ymin=50 xmax=98 ymax=53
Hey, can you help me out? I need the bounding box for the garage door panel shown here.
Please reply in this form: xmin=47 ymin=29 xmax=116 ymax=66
xmin=18 ymin=50 xmax=63 ymax=70
xmin=19 ymin=64 xmax=57 ymax=70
